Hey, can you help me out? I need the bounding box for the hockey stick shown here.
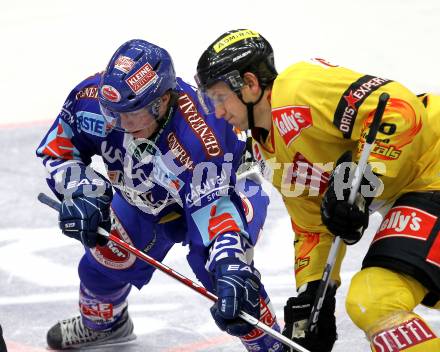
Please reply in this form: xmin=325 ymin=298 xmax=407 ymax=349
xmin=306 ymin=92 xmax=390 ymax=333
xmin=37 ymin=193 xmax=309 ymax=352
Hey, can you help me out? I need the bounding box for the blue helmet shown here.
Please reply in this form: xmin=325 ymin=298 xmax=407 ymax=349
xmin=98 ymin=39 xmax=176 ymax=119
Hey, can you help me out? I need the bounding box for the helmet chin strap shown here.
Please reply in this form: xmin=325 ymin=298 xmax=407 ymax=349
xmin=239 ymin=88 xmax=265 ymax=130
xmin=154 ymin=91 xmax=178 ymax=131
xmin=131 ymin=92 xmax=178 ymax=157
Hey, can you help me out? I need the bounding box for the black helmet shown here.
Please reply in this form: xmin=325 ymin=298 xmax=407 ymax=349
xmin=196 ymin=29 xmax=277 ymax=93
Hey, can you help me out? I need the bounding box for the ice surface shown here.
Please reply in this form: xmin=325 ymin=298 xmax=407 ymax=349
xmin=0 ymin=126 xmax=438 ymax=351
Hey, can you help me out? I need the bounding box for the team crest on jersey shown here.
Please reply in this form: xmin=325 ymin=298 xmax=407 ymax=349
xmin=272 ymin=105 xmax=312 ymax=147
xmin=90 ymin=209 xmax=136 ymax=270
xmin=102 ymin=138 xmax=184 ymax=215
xmin=358 ymin=98 xmax=422 ymax=160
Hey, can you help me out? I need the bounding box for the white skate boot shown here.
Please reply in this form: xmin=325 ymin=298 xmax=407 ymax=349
xmin=46 ymin=308 xmax=136 ymax=349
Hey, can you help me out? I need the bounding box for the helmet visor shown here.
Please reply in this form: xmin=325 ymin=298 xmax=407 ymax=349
xmin=194 ymin=70 xmax=244 ymax=114
xmin=100 ymin=97 xmax=162 ymax=133
xmin=195 ymin=69 xmax=244 ymax=93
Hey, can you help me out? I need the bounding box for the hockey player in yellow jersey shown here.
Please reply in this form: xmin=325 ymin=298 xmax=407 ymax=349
xmin=195 ymin=29 xmax=440 ymax=352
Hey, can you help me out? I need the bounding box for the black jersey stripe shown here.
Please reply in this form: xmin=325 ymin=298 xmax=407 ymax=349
xmin=333 ymin=75 xmax=392 ymax=138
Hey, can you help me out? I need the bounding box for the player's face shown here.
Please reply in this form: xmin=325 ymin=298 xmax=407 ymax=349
xmin=116 ymin=93 xmax=170 ymax=139
xmin=206 ymin=81 xmax=248 ymax=130
xmin=120 ymin=107 xmax=159 ymax=139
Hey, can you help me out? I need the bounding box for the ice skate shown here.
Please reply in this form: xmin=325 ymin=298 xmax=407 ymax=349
xmin=46 ymin=308 xmax=135 ymax=350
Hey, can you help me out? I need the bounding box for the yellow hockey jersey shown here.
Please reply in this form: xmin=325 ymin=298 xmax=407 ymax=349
xmin=252 ymin=59 xmax=440 ymax=233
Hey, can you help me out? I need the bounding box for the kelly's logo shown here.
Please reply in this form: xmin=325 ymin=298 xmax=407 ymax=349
xmin=272 ymin=105 xmax=313 ymax=146
xmin=373 ymin=206 xmax=436 ymax=244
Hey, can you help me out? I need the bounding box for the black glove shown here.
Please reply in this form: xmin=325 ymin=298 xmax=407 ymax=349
xmin=210 ymin=258 xmax=261 ymax=337
xmin=59 ymin=170 xmax=113 ymax=248
xmin=282 ymin=281 xmax=337 ymax=352
xmin=321 ymin=151 xmax=375 ymax=244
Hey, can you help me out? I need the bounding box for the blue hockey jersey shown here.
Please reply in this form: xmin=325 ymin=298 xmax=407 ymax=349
xmin=36 ymin=73 xmax=266 ymax=250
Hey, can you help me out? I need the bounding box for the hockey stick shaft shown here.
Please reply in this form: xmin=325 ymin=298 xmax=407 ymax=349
xmin=38 ymin=192 xmax=309 ymax=352
xmin=306 ymin=92 xmax=390 ymax=333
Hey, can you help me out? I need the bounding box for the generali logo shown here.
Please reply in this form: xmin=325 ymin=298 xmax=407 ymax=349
xmin=272 ymin=105 xmax=313 ymax=147
xmin=373 ymin=206 xmax=437 ymax=244
xmin=126 ymin=62 xmax=158 ymax=95
xmin=178 ymin=93 xmax=222 ymax=158
xmin=76 ymin=86 xmax=98 ymax=100
xmin=167 ymin=132 xmax=194 ymax=170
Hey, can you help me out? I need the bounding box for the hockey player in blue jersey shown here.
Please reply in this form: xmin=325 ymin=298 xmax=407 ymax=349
xmin=36 ymin=39 xmax=282 ymax=351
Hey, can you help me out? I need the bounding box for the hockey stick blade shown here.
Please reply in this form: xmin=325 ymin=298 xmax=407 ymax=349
xmin=38 ymin=192 xmax=61 ymax=212
xmin=37 ymin=192 xmax=309 ymax=352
